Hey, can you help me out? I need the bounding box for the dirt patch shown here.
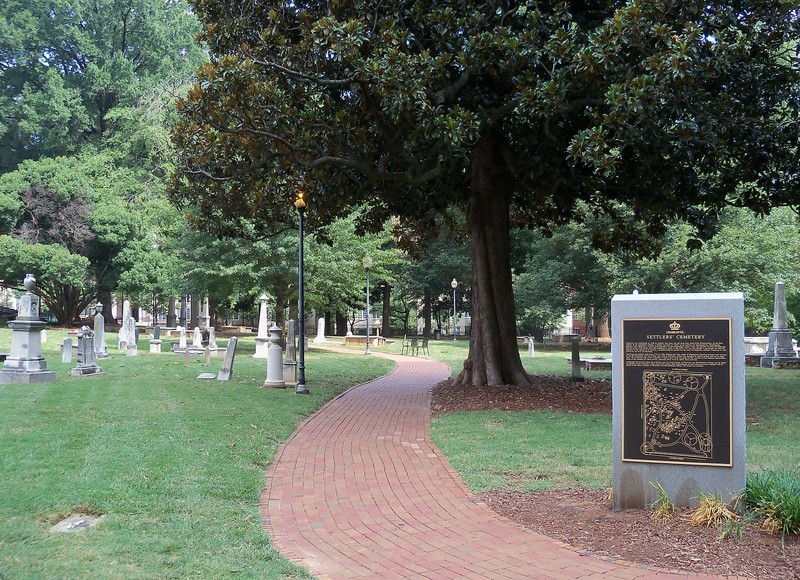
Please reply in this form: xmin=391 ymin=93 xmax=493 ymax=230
xmin=432 ymin=376 xmax=799 ymax=578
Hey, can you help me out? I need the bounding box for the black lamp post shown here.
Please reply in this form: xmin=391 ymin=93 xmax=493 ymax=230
xmin=363 ymin=256 xmax=373 ymax=355
xmin=451 ymin=278 xmax=458 ymax=341
xmin=295 ymin=190 xmax=309 ymax=394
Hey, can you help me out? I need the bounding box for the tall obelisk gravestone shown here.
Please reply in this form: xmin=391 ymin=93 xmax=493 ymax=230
xmin=760 ymin=281 xmax=800 ymax=369
xmin=0 ymin=274 xmax=56 ymax=384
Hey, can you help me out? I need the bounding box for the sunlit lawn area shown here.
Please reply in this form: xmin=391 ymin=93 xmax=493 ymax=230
xmin=1 ymin=328 xmax=797 ymax=576
xmin=371 ymin=337 xmax=800 ymax=495
xmin=0 ymin=328 xmax=393 ymax=578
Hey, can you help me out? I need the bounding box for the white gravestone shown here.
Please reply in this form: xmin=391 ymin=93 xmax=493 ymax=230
xmin=217 ymin=337 xmax=238 ymax=381
xmin=0 ymin=274 xmax=56 ymax=383
xmin=761 ymin=281 xmax=800 ymax=369
xmin=118 ymin=299 xmax=132 ymax=350
xmin=192 ymin=327 xmax=202 ymax=349
xmin=93 ymin=302 xmax=109 ymax=359
xmin=62 ymin=337 xmax=73 ymax=363
xmin=125 ymin=317 xmax=138 ymax=356
xmin=313 ymin=317 xmax=327 ymax=344
xmin=254 ymin=294 xmax=270 ymax=359
xmin=72 ymin=326 xmax=103 ymax=376
xmin=263 ymin=325 xmax=286 ymax=388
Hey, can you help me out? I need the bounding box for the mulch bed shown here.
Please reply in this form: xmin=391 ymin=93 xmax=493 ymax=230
xmin=431 ymin=376 xmax=799 ymax=578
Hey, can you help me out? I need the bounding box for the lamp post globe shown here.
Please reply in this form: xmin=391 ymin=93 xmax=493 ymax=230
xmin=295 ymin=191 xmax=309 ymax=394
xmin=451 ymin=279 xmax=458 ymax=341
xmin=363 ymin=256 xmax=373 ymax=355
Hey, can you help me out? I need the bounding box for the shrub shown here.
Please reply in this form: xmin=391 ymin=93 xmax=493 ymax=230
xmin=745 ymin=470 xmax=800 ymax=544
xmin=689 ymin=493 xmax=738 ymax=527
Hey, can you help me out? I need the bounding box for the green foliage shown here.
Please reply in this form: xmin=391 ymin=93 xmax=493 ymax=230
xmin=744 ymin=470 xmax=800 ymax=543
xmin=0 ymin=0 xmax=205 ymax=171
xmin=650 ymin=482 xmax=675 ymax=523
xmin=174 ymin=1 xmax=799 ymax=243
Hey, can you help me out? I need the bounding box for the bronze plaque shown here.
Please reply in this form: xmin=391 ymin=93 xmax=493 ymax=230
xmin=621 ymin=318 xmax=732 ymax=466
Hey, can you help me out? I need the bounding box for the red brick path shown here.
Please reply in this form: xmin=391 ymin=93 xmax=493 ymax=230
xmin=260 ymin=351 xmax=714 ymax=579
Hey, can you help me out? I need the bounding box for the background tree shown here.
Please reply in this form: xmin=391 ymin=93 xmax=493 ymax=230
xmin=0 ymin=0 xmax=205 ymax=171
xmin=172 ymin=1 xmax=800 ymax=386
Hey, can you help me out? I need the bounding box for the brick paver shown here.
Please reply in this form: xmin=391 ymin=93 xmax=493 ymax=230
xmin=260 ymin=351 xmax=718 ymax=579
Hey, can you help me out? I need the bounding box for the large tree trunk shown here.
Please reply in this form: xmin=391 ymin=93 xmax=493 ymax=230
xmin=454 ymin=133 xmax=531 ymax=387
xmin=423 ymin=287 xmax=431 ymax=338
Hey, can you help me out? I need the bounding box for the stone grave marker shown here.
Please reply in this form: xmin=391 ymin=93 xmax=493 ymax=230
xmin=150 ymin=324 xmax=162 ymax=354
xmin=125 ymin=318 xmax=138 ymax=356
xmin=0 ymin=274 xmax=56 ymax=384
xmin=217 ymin=337 xmax=238 ymax=381
xmin=254 ymin=294 xmax=270 ymax=359
xmin=71 ymin=326 xmax=103 ymax=376
xmin=93 ymin=302 xmax=108 ymax=359
xmin=761 ymin=281 xmax=800 ymax=369
xmin=313 ymin=317 xmax=327 ymax=343
xmin=62 ymin=337 xmax=73 ymax=364
xmin=263 ymin=324 xmax=285 ymax=388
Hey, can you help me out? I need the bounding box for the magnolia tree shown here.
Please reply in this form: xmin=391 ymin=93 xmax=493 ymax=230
xmin=171 ymin=1 xmax=800 ymax=386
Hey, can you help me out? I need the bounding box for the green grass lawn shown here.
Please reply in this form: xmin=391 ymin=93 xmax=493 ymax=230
xmin=0 ymin=328 xmax=393 ymax=578
xmin=2 ymin=328 xmax=796 ymax=575
xmin=383 ymin=338 xmax=800 ymax=495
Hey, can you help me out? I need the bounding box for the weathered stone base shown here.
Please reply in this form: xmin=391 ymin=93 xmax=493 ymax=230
xmin=0 ymin=369 xmax=56 ymax=384
xmin=71 ymin=366 xmax=103 ymax=377
xmin=771 ymin=358 xmax=800 ymax=370
xmin=262 ymin=380 xmax=286 ymax=388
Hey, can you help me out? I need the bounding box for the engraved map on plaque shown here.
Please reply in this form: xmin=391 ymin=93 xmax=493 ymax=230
xmin=641 ymin=370 xmax=712 ymax=460
xmin=622 ymin=318 xmax=732 ymax=466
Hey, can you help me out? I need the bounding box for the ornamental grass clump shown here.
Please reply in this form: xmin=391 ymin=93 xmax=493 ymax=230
xmin=688 ymin=493 xmax=738 ymax=528
xmin=745 ymin=470 xmax=800 ymax=544
xmin=650 ymin=482 xmax=675 ymax=523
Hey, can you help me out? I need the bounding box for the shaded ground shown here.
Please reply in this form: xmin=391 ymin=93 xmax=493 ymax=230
xmin=431 ymin=377 xmax=799 ymax=578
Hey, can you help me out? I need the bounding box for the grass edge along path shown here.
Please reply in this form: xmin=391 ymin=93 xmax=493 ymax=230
xmin=413 ymin=340 xmax=799 ymax=496
xmin=0 ymin=330 xmax=394 ymax=579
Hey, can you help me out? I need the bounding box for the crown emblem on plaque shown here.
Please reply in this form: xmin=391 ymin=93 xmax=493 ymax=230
xmin=669 ymin=321 xmax=681 ymax=331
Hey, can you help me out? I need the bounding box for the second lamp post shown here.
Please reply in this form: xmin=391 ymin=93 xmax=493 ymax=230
xmin=364 ymin=256 xmax=374 ymax=355
xmin=451 ymin=278 xmax=458 ymax=341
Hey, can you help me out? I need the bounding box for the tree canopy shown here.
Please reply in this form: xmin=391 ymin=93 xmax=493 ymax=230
xmin=172 ymin=0 xmax=800 ymax=385
xmin=0 ymin=0 xmax=205 ymax=172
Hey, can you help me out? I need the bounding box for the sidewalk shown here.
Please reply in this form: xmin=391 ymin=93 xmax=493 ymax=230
xmin=259 ymin=350 xmax=714 ymax=579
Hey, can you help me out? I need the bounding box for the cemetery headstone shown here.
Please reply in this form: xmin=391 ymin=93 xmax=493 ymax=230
xmin=93 ymin=302 xmax=108 ymax=359
xmin=313 ymin=317 xmax=327 ymax=343
xmin=217 ymin=337 xmax=238 ymax=381
xmin=760 ymin=281 xmax=800 ymax=369
xmin=0 ymin=274 xmax=56 ymax=384
xmin=118 ymin=299 xmax=132 ymax=350
xmin=192 ymin=327 xmax=202 ymax=349
xmin=285 ymin=320 xmax=296 ymax=363
xmin=71 ymin=326 xmax=103 ymax=376
xmin=149 ymin=324 xmax=162 ymax=354
xmin=200 ymin=296 xmax=211 ymax=330
xmin=263 ymin=324 xmax=286 ymax=388
xmin=178 ymin=326 xmax=187 ymax=349
xmin=254 ymin=294 xmax=270 ymax=358
xmin=611 ymin=292 xmax=745 ymax=510
xmin=125 ymin=317 xmax=138 ymax=356
xmin=527 ymin=336 xmax=535 ymax=358
xmin=283 ymin=319 xmax=297 ymax=383
xmin=62 ymin=337 xmax=73 ymax=364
